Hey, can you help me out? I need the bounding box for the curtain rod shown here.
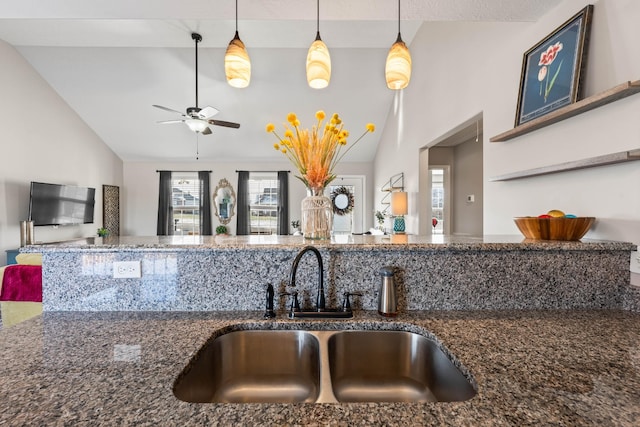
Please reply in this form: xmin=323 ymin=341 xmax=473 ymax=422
xmin=156 ymin=170 xmax=212 ymax=173
xmin=235 ymin=170 xmax=290 ymax=173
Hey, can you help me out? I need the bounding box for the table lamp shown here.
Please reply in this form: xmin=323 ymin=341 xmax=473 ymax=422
xmin=391 ymin=191 xmax=408 ymax=234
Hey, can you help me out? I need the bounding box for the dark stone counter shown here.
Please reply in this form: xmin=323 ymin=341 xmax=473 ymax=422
xmin=1 ymin=310 xmax=639 ymax=426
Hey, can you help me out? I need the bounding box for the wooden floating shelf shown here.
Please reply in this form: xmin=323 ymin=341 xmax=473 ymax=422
xmin=490 ymin=80 xmax=640 ymax=142
xmin=489 ymin=149 xmax=640 ymax=182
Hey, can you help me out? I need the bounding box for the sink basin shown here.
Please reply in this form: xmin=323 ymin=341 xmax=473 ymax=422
xmin=327 ymin=330 xmax=476 ymax=402
xmin=174 ymin=328 xmax=476 ymax=404
xmin=173 ymin=330 xmax=321 ymax=403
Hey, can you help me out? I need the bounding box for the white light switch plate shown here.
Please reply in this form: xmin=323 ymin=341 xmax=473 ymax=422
xmin=113 ymin=261 xmax=141 ymax=278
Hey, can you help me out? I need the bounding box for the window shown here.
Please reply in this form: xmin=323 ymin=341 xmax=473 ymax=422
xmin=432 ymin=187 xmax=444 ymax=210
xmin=172 ymin=173 xmax=200 ymax=235
xmin=248 ymin=173 xmax=278 ymax=234
xmin=431 ymin=168 xmax=445 ymax=234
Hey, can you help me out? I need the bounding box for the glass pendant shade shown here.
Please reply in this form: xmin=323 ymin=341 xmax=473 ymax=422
xmin=306 ymin=35 xmax=331 ymax=89
xmin=186 ymin=119 xmax=208 ymax=133
xmin=385 ymin=34 xmax=412 ymax=90
xmin=225 ymin=32 xmax=251 ymax=88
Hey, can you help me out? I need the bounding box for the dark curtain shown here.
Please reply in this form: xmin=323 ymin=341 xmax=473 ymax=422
xmin=236 ymin=171 xmax=250 ymax=235
xmin=157 ymin=171 xmax=173 ymax=235
xmin=198 ymin=171 xmax=212 ymax=235
xmin=277 ymin=171 xmax=289 ymax=235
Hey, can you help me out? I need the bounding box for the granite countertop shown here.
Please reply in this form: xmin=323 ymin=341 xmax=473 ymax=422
xmin=1 ymin=310 xmax=639 ymax=426
xmin=20 ymin=234 xmax=637 ymax=252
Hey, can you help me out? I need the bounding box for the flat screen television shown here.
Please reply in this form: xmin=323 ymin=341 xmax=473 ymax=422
xmin=28 ymin=181 xmax=96 ymax=226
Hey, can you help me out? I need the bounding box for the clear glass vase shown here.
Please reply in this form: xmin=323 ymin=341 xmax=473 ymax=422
xmin=301 ymin=186 xmax=333 ymax=239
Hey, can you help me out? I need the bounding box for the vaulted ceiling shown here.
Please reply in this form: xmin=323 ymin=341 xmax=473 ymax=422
xmin=0 ymin=0 xmax=560 ymax=162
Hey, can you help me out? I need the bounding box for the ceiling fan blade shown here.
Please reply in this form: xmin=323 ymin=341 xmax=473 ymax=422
xmin=152 ymin=104 xmax=184 ymax=115
xmin=202 ymin=127 xmax=212 ymax=135
xmin=157 ymin=120 xmax=184 ymax=124
xmin=197 ymin=106 xmax=219 ymax=119
xmin=209 ymin=119 xmax=240 ymax=129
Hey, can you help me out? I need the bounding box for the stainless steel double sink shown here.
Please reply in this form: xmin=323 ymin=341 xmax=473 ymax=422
xmin=173 ymin=329 xmax=476 ymax=404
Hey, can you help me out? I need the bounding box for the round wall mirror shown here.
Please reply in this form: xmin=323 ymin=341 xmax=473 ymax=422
xmin=330 ymin=186 xmax=354 ymax=215
xmin=334 ymin=194 xmax=349 ymax=210
xmin=213 ymin=178 xmax=236 ymax=225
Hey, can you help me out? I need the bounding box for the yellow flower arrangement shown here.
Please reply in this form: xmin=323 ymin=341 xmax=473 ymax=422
xmin=266 ymin=111 xmax=375 ymax=189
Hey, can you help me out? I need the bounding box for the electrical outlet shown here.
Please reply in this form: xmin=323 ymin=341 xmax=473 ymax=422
xmin=466 ymin=194 xmax=475 ymax=203
xmin=631 ymin=251 xmax=640 ymax=274
xmin=113 ymin=261 xmax=141 ymax=278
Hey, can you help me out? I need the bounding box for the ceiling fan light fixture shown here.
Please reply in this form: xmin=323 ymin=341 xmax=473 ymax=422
xmin=153 ymin=32 xmax=241 ymax=133
xmin=185 ymin=119 xmax=208 ymax=133
xmin=225 ymin=32 xmax=251 ymax=88
xmin=306 ymin=0 xmax=330 ymax=89
xmin=385 ymin=0 xmax=412 ymax=90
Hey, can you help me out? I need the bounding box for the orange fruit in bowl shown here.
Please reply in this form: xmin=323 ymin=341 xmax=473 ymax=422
xmin=547 ymin=209 xmax=565 ymax=218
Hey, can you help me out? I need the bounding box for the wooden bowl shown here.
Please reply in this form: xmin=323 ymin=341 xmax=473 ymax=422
xmin=514 ymin=217 xmax=595 ymax=241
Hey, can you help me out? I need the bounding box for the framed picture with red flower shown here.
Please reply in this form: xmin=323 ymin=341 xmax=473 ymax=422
xmin=514 ymin=5 xmax=593 ymax=126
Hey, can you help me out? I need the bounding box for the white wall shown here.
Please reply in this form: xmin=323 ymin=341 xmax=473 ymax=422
xmin=375 ymin=0 xmax=640 ymax=246
xmin=0 ymin=40 xmax=123 ymax=265
xmin=453 ymin=138 xmax=483 ymax=236
xmin=374 ymin=20 xmax=525 ymax=234
xmin=123 ymin=161 xmax=373 ymax=236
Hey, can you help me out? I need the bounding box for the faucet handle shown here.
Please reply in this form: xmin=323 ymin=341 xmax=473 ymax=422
xmin=280 ymin=291 xmax=300 ymax=314
xmin=342 ymin=292 xmax=363 ymax=312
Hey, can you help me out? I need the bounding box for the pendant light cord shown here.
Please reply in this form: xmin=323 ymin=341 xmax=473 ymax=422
xmin=316 ymin=0 xmax=321 ymax=40
xmin=235 ymin=0 xmax=238 ymax=33
xmin=395 ymin=0 xmax=403 ymax=43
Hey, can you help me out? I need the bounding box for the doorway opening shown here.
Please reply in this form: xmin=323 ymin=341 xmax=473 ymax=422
xmin=419 ymin=113 xmax=483 ymax=236
xmin=329 ymin=175 xmax=365 ymax=235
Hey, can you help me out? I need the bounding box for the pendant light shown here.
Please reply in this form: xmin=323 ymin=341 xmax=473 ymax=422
xmin=225 ymin=0 xmax=251 ymax=88
xmin=306 ymin=0 xmax=331 ymax=89
xmin=385 ymin=0 xmax=412 ymax=90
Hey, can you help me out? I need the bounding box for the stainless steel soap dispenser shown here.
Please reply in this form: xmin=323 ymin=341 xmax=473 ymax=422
xmin=378 ymin=266 xmax=397 ymax=317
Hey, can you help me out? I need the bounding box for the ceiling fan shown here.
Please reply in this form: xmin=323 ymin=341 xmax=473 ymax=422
xmin=153 ymin=32 xmax=240 ymax=135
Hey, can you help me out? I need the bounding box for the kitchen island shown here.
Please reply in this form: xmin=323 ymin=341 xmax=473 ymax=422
xmin=21 ymin=235 xmax=639 ymax=312
xmin=1 ymin=309 xmax=639 ymax=425
xmin=5 ymin=235 xmax=640 ymax=425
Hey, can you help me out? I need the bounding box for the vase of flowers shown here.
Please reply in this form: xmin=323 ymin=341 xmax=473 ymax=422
xmin=267 ymin=111 xmax=374 ymax=239
xmin=300 ymin=186 xmax=333 ymax=239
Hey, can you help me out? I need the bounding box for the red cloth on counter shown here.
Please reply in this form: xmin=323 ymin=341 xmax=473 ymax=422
xmin=0 ymin=265 xmax=42 ymax=302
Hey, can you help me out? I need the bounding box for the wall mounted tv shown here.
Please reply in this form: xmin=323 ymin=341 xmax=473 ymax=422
xmin=28 ymin=181 xmax=96 ymax=226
